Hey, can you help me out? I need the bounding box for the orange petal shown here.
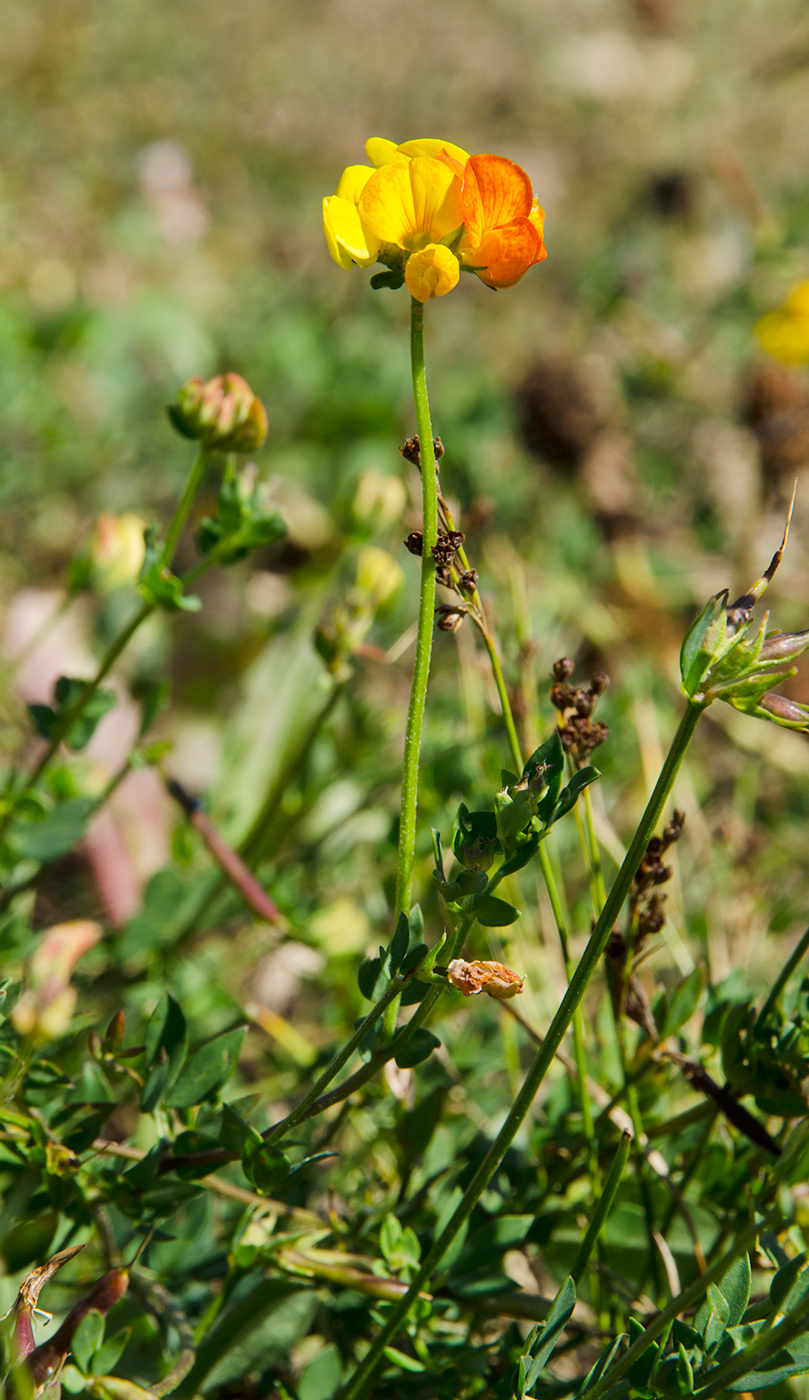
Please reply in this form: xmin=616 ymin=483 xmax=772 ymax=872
xmin=468 ymin=218 xmax=543 ymax=289
xmin=461 ymin=154 xmax=533 ymax=247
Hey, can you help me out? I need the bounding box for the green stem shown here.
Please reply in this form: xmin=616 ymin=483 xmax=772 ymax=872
xmin=262 ymin=975 xmax=406 ymax=1145
xmin=480 ymin=627 xmax=522 ymax=773
xmin=571 ymin=1131 xmax=630 ymax=1285
xmin=340 ymin=699 xmax=706 ymax=1400
xmin=160 ymin=447 xmax=208 ymax=567
xmin=395 ymin=299 xmax=439 ymax=919
xmin=756 ymin=921 xmax=809 ymax=1028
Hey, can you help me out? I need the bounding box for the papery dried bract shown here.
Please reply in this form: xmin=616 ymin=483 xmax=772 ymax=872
xmin=12 ymin=920 xmax=101 ymax=1041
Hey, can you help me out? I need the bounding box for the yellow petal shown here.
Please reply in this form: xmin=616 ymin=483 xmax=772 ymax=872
xmin=396 ymin=138 xmax=470 ymax=164
xmin=409 ymin=157 xmax=464 ymax=242
xmin=404 ymin=244 xmax=460 ymax=301
xmin=322 ymin=195 xmax=378 ymax=269
xmin=365 ymin=137 xmax=402 ymax=167
xmin=786 ymin=280 xmax=809 ymax=316
xmin=335 ymin=164 xmax=375 ymax=204
xmin=358 ymin=162 xmax=417 ymax=246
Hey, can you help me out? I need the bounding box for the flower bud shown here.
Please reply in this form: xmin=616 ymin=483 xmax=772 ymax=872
xmin=446 ymin=958 xmax=525 ymax=1000
xmin=12 ymin=920 xmax=101 ymax=1042
xmin=352 ymin=470 xmax=407 ymax=530
xmin=404 ymin=245 xmax=460 ymax=302
xmin=168 ymin=373 xmax=268 ymax=451
xmin=553 ymin=658 xmax=575 ymax=681
xmin=759 ymin=693 xmax=809 ymax=728
xmin=354 ymin=546 xmax=404 ymax=605
xmin=87 ymin=513 xmax=147 ymax=590
xmin=758 ymin=629 xmax=809 ymax=661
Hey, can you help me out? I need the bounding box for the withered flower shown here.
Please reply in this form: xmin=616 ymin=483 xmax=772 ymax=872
xmin=447 ymin=958 xmax=525 ymax=1000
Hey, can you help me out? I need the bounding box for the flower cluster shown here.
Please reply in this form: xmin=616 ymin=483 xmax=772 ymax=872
xmin=756 ymin=281 xmax=809 ymax=365
xmin=323 ymin=138 xmax=546 ymax=302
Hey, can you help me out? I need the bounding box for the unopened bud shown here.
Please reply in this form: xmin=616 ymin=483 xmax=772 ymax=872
xmin=87 ymin=513 xmax=147 ymax=590
xmin=590 ymin=671 xmax=610 ymax=695
xmin=460 ymin=836 xmax=497 ymax=872
xmin=759 ymin=629 xmax=809 ymax=661
xmin=553 ymin=658 xmax=575 ymax=681
xmin=404 ymin=531 xmax=423 ymax=556
xmin=168 ymin=373 xmax=268 ymax=452
xmin=446 ymin=959 xmax=525 ymax=1000
xmin=352 ymin=470 xmax=407 ymax=530
xmin=760 ymin=693 xmax=809 ymax=728
xmin=355 ymin=546 xmax=404 ymax=605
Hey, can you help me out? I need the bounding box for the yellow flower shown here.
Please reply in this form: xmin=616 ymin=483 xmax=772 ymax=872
xmin=323 ymin=138 xmax=546 ymax=301
xmin=755 ymin=281 xmax=809 ymax=365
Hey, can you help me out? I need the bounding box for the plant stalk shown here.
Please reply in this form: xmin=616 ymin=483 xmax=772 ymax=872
xmin=394 ymin=298 xmax=439 ymax=920
xmin=340 ymin=698 xmax=705 ymax=1400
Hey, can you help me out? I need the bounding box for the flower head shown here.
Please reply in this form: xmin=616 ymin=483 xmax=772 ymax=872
xmin=323 ymin=138 xmax=546 ymax=301
xmin=755 ymin=281 xmax=809 ymax=365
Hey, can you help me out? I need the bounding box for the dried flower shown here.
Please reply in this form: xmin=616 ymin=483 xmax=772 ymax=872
xmin=446 ymin=958 xmax=525 ymax=1000
xmin=12 ymin=920 xmax=101 ymax=1041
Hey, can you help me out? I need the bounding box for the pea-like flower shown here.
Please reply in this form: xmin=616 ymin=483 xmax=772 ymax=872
xmin=447 ymin=958 xmax=525 ymax=1000
xmin=755 ymin=281 xmax=809 ymax=365
xmin=323 ymin=138 xmax=546 ymax=302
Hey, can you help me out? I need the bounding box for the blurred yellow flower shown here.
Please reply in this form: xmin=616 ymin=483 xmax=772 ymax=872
xmin=755 ymin=281 xmax=809 ymax=365
xmin=323 ymin=138 xmax=546 ymax=302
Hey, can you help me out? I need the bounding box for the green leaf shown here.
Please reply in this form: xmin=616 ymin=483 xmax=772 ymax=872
xmin=394 ymin=1027 xmax=440 ymax=1069
xmin=549 ymin=766 xmax=601 ymax=826
xmin=165 ymin=1026 xmax=247 ymax=1109
xmin=219 ymin=1103 xmax=262 ymax=1156
xmin=90 ymin=1329 xmax=131 ymax=1377
xmin=299 ymin=1343 xmax=343 ymax=1400
xmin=122 ymin=1141 xmax=164 ymax=1189
xmin=695 ymin=1282 xmax=730 ymax=1352
xmin=139 ymin=562 xmax=201 ymax=613
xmin=680 ymin=591 xmax=729 ymax=697
xmin=498 ymin=833 xmax=540 ymax=877
xmin=718 ymin=1252 xmax=752 ymax=1327
xmin=370 ymin=270 xmax=405 ymax=290
xmin=474 ymin=895 xmax=520 ymax=927
xmin=72 ymin=1310 xmax=105 ymax=1374
xmin=244 ymin=1143 xmax=289 ymax=1193
xmin=13 ymin=796 xmax=96 ymax=862
xmin=28 ymin=676 xmax=117 ymax=751
xmin=676 ymin=1341 xmax=694 ymax=1393
xmin=526 ymin=1282 xmax=576 ymax=1377
xmin=399 ymin=941 xmax=429 ymax=974
xmin=141 ymin=994 xmax=188 ymax=1112
xmin=379 ymin=1212 xmax=402 ymax=1265
xmin=661 ymin=966 xmax=705 ymax=1038
xmin=357 ymin=955 xmax=389 ymax=1001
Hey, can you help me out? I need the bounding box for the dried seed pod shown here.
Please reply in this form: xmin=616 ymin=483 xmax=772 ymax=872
xmin=404 ymin=531 xmax=423 ymax=556
xmin=28 ymin=1269 xmax=129 ymax=1388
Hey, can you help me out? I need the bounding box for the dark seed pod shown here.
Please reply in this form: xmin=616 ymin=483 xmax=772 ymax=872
xmin=404 ymin=531 xmax=423 ymax=556
xmin=28 ymin=1269 xmax=129 ymax=1387
xmin=553 ymin=657 xmax=575 ymax=681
